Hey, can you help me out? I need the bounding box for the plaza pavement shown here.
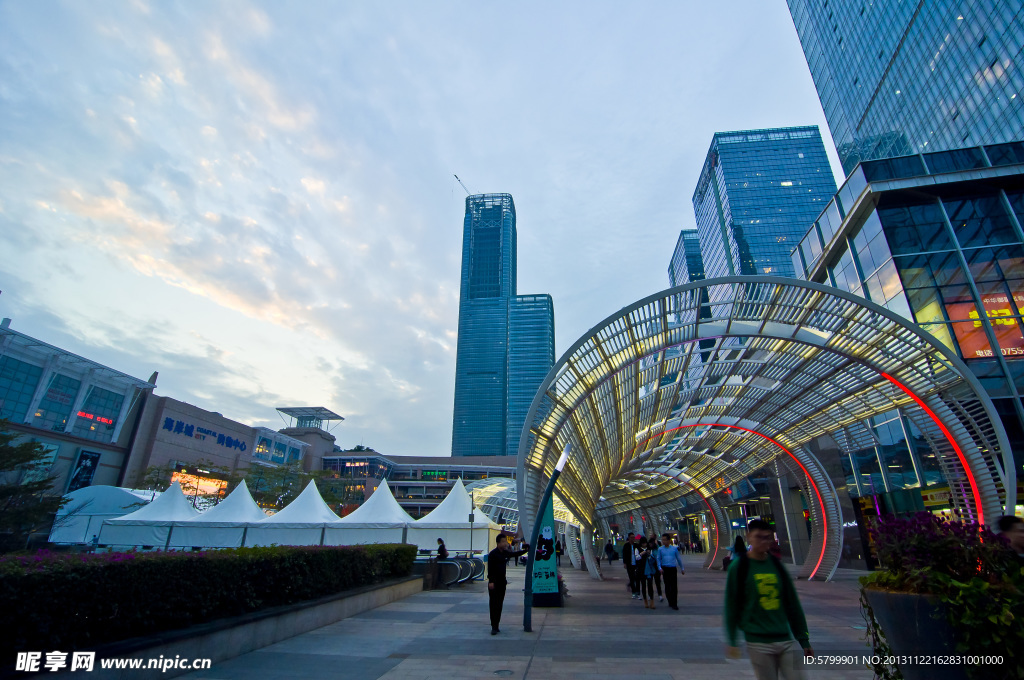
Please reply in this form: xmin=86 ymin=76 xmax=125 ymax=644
xmin=183 ymin=558 xmax=875 ymax=680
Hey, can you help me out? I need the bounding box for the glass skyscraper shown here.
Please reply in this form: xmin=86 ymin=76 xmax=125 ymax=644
xmin=668 ymin=228 xmax=705 ymax=287
xmin=793 ymin=143 xmax=1024 ymax=496
xmin=788 ymin=0 xmax=1024 ymax=174
xmin=692 ymin=126 xmax=838 ymax=284
xmin=452 ymin=194 xmax=555 ymax=458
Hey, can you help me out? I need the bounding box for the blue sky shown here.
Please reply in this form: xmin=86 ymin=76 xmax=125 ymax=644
xmin=0 ymin=1 xmax=843 ymax=456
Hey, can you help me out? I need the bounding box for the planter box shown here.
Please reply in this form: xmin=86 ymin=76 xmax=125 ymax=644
xmin=863 ymin=588 xmax=967 ymax=680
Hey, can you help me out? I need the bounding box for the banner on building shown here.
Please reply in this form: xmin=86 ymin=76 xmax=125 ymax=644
xmin=66 ymin=450 xmax=101 ymax=493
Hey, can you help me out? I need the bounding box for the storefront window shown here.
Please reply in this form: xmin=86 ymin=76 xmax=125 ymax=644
xmin=943 ymin=192 xmax=1017 ymax=248
xmin=32 ymin=373 xmax=81 ymax=432
xmin=70 ymin=385 xmax=124 ymax=442
xmin=877 ymin=199 xmax=953 ymax=255
xmin=875 ymin=417 xmax=918 ymax=489
xmin=0 ymin=356 xmax=43 ymax=422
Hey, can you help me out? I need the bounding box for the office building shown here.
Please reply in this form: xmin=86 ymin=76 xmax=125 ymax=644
xmin=787 ymin=0 xmax=1024 ymax=174
xmin=323 ymin=452 xmax=516 ymax=518
xmin=792 ymin=142 xmax=1024 ymax=505
xmin=451 ymin=194 xmax=555 ymax=457
xmin=668 ymin=229 xmax=706 ymax=287
xmin=692 ymin=126 xmax=837 ymax=284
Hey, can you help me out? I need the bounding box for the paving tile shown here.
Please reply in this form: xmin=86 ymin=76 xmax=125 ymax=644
xmin=181 ymin=562 xmax=875 ymax=680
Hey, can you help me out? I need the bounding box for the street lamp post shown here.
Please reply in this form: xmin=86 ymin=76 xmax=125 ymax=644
xmin=523 ymin=444 xmax=571 ymax=633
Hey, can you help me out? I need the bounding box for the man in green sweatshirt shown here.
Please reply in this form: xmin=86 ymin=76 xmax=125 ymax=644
xmin=724 ymin=519 xmax=813 ymax=680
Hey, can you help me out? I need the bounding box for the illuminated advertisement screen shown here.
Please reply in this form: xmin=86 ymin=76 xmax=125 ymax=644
xmin=171 ymin=470 xmax=228 ymax=498
xmin=945 ymin=292 xmax=1024 ymax=359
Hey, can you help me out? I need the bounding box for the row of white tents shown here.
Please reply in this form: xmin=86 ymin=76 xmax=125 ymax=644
xmin=49 ymin=478 xmax=501 ymax=552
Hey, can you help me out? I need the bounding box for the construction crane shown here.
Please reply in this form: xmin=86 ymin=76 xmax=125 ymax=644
xmin=453 ymin=174 xmax=471 ymax=196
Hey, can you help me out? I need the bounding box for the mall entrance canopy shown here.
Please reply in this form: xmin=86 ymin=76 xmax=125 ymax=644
xmin=517 ymin=277 xmax=1015 ymax=581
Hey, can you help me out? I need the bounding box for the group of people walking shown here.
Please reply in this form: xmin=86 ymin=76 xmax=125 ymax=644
xmin=620 ymin=533 xmax=685 ymax=610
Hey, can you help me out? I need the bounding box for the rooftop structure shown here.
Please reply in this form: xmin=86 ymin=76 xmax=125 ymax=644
xmin=276 ymin=406 xmax=344 ymax=430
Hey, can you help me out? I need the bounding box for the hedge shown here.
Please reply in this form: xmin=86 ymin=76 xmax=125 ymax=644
xmin=0 ymin=544 xmax=416 ymax=658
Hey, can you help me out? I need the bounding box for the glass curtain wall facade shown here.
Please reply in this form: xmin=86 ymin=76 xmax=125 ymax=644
xmin=692 ymin=127 xmax=837 ymax=290
xmin=452 ymin=194 xmax=555 ymax=457
xmin=507 ymin=295 xmax=555 ymax=458
xmin=668 ymin=228 xmax=706 ymax=287
xmin=788 ymin=0 xmax=1024 ymax=174
xmin=793 ymin=143 xmax=1024 ymax=495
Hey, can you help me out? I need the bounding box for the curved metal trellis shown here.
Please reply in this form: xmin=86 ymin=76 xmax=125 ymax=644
xmin=517 ymin=277 xmax=1015 ymax=581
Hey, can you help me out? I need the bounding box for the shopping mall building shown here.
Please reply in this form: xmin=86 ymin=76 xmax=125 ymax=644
xmin=0 ymin=319 xmax=339 ymax=504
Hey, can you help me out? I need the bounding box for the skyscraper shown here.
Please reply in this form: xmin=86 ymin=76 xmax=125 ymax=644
xmin=452 ymin=194 xmax=554 ymax=458
xmin=787 ymin=0 xmax=1024 ymax=174
xmin=692 ymin=126 xmax=837 ymax=283
xmin=668 ymin=228 xmax=706 ymax=288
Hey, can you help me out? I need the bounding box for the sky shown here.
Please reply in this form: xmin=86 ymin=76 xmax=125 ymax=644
xmin=0 ymin=1 xmax=844 ymax=457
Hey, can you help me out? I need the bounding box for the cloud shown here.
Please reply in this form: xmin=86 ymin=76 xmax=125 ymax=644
xmin=0 ymin=0 xmax=840 ymax=456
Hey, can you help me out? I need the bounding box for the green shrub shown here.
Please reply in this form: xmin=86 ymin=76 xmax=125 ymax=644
xmin=0 ymin=544 xmax=416 ymax=658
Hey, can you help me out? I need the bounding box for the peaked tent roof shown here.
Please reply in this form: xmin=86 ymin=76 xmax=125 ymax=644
xmin=183 ymin=480 xmax=267 ymax=524
xmin=333 ymin=481 xmax=413 ymax=526
xmin=104 ymin=481 xmax=199 ymax=524
xmin=413 ymin=478 xmax=499 ymax=528
xmin=55 ymin=485 xmax=153 ymax=518
xmin=253 ymin=480 xmax=340 ymax=526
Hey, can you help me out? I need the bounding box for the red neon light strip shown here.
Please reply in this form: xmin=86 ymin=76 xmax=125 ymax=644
xmin=633 ymin=423 xmax=828 ymax=580
xmin=880 ymin=373 xmax=983 ymax=525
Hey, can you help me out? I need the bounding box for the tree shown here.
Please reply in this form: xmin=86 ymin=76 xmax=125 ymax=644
xmin=0 ymin=420 xmax=64 ymax=552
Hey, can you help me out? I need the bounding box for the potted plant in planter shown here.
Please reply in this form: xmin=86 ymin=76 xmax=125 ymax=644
xmin=860 ymin=512 xmax=1023 ymax=680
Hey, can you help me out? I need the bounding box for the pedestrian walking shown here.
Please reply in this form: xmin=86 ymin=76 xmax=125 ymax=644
xmin=603 ymin=541 xmax=615 ymax=566
xmin=622 ymin=534 xmax=640 ymax=599
xmin=639 ymin=538 xmax=659 ymax=609
xmin=487 ymin=534 xmax=529 ymax=635
xmin=556 ymin=538 xmax=564 ymax=566
xmin=656 ymin=533 xmax=685 ymax=610
xmin=647 ymin=535 xmax=664 ymax=602
xmin=724 ymin=519 xmax=812 ymax=680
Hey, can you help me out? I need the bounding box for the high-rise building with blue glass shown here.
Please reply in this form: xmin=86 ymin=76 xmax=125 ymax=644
xmin=452 ymin=194 xmax=554 ymax=458
xmin=787 ymin=0 xmax=1024 ymax=175
xmin=692 ymin=126 xmax=838 ymax=284
xmin=668 ymin=229 xmax=705 ymax=287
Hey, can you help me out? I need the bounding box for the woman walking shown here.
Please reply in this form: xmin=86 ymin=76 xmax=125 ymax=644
xmin=647 ymin=536 xmax=663 ymax=603
xmin=636 ymin=538 xmax=656 ymax=609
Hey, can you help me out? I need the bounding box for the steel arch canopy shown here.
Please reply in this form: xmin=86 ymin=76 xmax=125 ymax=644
xmin=516 ymin=277 xmax=1015 ymax=581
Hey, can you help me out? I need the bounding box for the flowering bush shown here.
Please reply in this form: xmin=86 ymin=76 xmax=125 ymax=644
xmin=870 ymin=511 xmax=1018 ymax=591
xmin=861 ymin=512 xmax=1023 ymax=680
xmin=0 ymin=544 xmax=416 ymax=659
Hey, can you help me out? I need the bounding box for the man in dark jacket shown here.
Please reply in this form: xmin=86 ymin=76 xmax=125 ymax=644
xmin=487 ymin=534 xmax=528 ymax=635
xmin=622 ymin=534 xmax=639 ymax=599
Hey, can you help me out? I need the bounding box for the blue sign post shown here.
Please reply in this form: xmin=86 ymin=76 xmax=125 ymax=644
xmin=530 ymin=495 xmax=560 ymax=606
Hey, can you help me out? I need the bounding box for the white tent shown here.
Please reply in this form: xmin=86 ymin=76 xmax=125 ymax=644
xmin=245 ymin=481 xmax=341 ymax=546
xmin=324 ymin=481 xmax=412 ymax=546
xmin=98 ymin=482 xmax=199 ymax=548
xmin=406 ymin=479 xmax=501 ymax=553
xmin=49 ymin=486 xmax=158 ymax=545
xmin=171 ymin=480 xmax=268 ymax=548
